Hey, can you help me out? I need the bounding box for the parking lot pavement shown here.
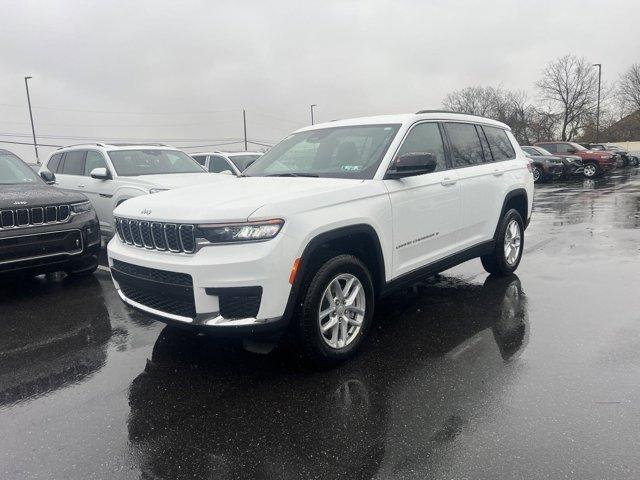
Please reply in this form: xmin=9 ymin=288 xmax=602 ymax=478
xmin=1 ymin=170 xmax=639 ymax=480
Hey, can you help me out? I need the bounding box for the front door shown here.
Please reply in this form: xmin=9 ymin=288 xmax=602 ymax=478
xmin=384 ymin=121 xmax=462 ymax=278
xmin=82 ymin=150 xmax=116 ymax=234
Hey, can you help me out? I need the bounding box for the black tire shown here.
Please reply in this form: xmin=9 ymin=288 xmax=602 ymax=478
xmin=293 ymin=254 xmax=375 ymax=367
xmin=481 ymin=209 xmax=524 ymax=276
xmin=583 ymin=162 xmax=599 ymax=178
xmin=532 ymin=166 xmax=544 ymax=183
xmin=631 ymin=157 xmax=639 ymax=167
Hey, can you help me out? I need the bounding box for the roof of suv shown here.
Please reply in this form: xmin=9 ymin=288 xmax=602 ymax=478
xmin=295 ymin=111 xmax=511 ymax=133
xmin=190 ymin=151 xmax=263 ymax=157
xmin=54 ymin=143 xmax=178 ymax=153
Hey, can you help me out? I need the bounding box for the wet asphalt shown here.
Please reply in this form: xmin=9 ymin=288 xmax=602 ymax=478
xmin=1 ymin=169 xmax=639 ymax=480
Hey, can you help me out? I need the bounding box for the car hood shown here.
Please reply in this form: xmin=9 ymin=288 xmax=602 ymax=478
xmin=528 ymin=155 xmax=563 ymax=162
xmin=114 ymin=177 xmax=368 ymax=222
xmin=0 ymin=184 xmax=87 ymax=209
xmin=124 ymin=173 xmax=231 ymax=190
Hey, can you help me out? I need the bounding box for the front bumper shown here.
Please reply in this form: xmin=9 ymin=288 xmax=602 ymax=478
xmin=107 ymin=234 xmax=295 ymax=336
xmin=0 ymin=213 xmax=100 ymax=276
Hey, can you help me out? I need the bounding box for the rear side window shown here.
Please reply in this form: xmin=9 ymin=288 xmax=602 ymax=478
xmin=208 ymin=155 xmax=232 ymax=173
xmin=396 ymin=122 xmax=447 ymax=172
xmin=444 ymin=123 xmax=485 ymax=167
xmin=61 ymin=150 xmax=86 ymax=175
xmin=483 ymin=126 xmax=516 ymax=161
xmin=47 ymin=153 xmax=63 ymax=173
xmin=555 ymin=143 xmax=574 ymax=153
xmin=192 ymin=155 xmax=206 ymax=166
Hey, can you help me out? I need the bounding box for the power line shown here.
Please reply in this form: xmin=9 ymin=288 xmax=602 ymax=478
xmin=0 ymin=102 xmax=237 ymax=116
xmin=0 ymin=132 xmax=245 ymax=143
xmin=0 ymin=139 xmax=63 ymax=147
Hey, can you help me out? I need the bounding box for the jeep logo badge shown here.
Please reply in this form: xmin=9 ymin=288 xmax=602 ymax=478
xmin=140 ymin=209 xmax=152 ymax=215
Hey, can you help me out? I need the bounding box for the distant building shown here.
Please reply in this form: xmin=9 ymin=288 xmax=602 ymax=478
xmin=602 ymin=110 xmax=640 ymax=142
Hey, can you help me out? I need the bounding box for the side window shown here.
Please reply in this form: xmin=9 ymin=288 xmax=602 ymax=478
xmin=84 ymin=151 xmax=108 ymax=176
xmin=47 ymin=153 xmax=63 ymax=173
xmin=555 ymin=143 xmax=571 ymax=154
xmin=539 ymin=143 xmax=557 ymax=153
xmin=476 ymin=125 xmax=493 ymax=161
xmin=396 ymin=122 xmax=447 ymax=172
xmin=444 ymin=123 xmax=485 ymax=167
xmin=483 ymin=126 xmax=516 ymax=161
xmin=208 ymin=155 xmax=232 ymax=173
xmin=61 ymin=150 xmax=86 ymax=175
xmin=192 ymin=155 xmax=206 ymax=166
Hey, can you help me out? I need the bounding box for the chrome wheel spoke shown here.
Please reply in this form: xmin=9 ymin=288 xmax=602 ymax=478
xmin=321 ymin=316 xmax=338 ymax=333
xmin=345 ymin=305 xmax=364 ymax=316
xmin=319 ymin=307 xmax=335 ymax=321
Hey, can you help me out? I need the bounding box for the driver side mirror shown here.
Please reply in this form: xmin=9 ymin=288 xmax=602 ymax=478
xmin=90 ymin=167 xmax=111 ymax=180
xmin=386 ymin=153 xmax=438 ymax=179
xmin=40 ymin=170 xmax=56 ymax=185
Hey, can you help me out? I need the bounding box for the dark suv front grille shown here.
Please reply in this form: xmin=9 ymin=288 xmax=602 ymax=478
xmin=115 ymin=218 xmax=196 ymax=254
xmin=111 ymin=260 xmax=196 ymax=318
xmin=0 ymin=204 xmax=70 ymax=229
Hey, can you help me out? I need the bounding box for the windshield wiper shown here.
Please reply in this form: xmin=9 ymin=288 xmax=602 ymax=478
xmin=266 ymin=172 xmax=319 ymax=178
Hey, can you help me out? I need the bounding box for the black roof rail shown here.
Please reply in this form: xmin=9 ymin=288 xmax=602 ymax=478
xmin=56 ymin=143 xmax=106 ymax=150
xmin=105 ymin=142 xmax=170 ymax=147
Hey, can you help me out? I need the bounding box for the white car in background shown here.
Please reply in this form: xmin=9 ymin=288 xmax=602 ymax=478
xmin=190 ymin=151 xmax=263 ymax=175
xmin=40 ymin=143 xmax=230 ymax=239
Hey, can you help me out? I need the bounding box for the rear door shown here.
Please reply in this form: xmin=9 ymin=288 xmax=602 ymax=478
xmin=384 ymin=121 xmax=462 ymax=277
xmin=82 ymin=150 xmax=116 ymax=234
xmin=54 ymin=150 xmax=86 ymax=194
xmin=443 ymin=122 xmax=502 ymax=248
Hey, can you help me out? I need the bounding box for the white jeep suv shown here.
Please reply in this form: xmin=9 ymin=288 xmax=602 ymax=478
xmin=107 ymin=112 xmax=534 ymax=365
xmin=40 ymin=144 xmax=229 ymax=239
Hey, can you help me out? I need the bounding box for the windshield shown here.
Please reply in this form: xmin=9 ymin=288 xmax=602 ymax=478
xmin=534 ymin=146 xmax=552 ymax=156
xmin=0 ymin=150 xmax=42 ymax=185
xmin=569 ymin=142 xmax=587 ymax=151
xmin=228 ymin=154 xmax=262 ymax=171
xmin=107 ymin=149 xmax=205 ymax=176
xmin=243 ymin=124 xmax=401 ymax=179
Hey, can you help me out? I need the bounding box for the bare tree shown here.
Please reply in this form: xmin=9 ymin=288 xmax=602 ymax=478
xmin=442 ymin=86 xmax=503 ymax=117
xmin=536 ymin=54 xmax=598 ymax=141
xmin=617 ymin=63 xmax=640 ymax=113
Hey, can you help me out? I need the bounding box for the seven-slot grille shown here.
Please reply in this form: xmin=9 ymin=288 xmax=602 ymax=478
xmin=0 ymin=205 xmax=70 ymax=229
xmin=115 ymin=217 xmax=196 ymax=253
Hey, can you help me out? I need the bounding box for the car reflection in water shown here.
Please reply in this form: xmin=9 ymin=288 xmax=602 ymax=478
xmin=127 ymin=274 xmax=528 ymax=480
xmin=0 ymin=274 xmax=112 ymax=407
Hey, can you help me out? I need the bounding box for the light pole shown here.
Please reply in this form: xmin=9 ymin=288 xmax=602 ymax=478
xmin=592 ymin=63 xmax=601 ymax=143
xmin=310 ymin=104 xmax=317 ymax=125
xmin=243 ymin=109 xmax=248 ymax=151
xmin=24 ymin=76 xmax=39 ymax=163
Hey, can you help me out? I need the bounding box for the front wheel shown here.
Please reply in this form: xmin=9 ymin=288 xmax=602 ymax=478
xmin=631 ymin=156 xmax=639 ymax=167
xmin=583 ymin=162 xmax=598 ymax=178
xmin=294 ymin=254 xmax=374 ymax=367
xmin=481 ymin=209 xmax=524 ymax=276
xmin=532 ymin=166 xmax=543 ymax=183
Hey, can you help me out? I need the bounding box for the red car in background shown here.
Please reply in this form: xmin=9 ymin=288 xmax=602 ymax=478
xmin=534 ymin=141 xmax=616 ymax=178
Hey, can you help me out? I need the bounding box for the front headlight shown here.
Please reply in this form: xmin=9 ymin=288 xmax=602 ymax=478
xmin=71 ymin=201 xmax=93 ymax=214
xmin=197 ymin=219 xmax=284 ymax=243
xmin=149 ymin=188 xmax=169 ymax=194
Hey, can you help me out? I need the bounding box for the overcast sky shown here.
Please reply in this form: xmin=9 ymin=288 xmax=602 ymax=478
xmin=1 ymin=0 xmax=639 ymax=162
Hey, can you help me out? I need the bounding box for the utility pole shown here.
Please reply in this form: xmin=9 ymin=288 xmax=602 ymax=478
xmin=243 ymin=109 xmax=248 ymax=151
xmin=310 ymin=104 xmax=317 ymax=125
xmin=593 ymin=63 xmax=601 ymax=143
xmin=24 ymin=76 xmax=39 ymax=163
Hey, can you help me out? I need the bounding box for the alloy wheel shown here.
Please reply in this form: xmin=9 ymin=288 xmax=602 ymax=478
xmin=318 ymin=273 xmax=366 ymax=349
xmin=584 ymin=164 xmax=597 ymax=177
xmin=503 ymin=219 xmax=521 ymax=266
xmin=533 ymin=167 xmax=541 ymax=182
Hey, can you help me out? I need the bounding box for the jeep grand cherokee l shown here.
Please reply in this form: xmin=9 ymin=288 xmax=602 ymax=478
xmin=534 ymin=141 xmax=616 ymax=178
xmin=0 ymin=149 xmax=100 ymax=277
xmin=107 ymin=111 xmax=534 ymax=365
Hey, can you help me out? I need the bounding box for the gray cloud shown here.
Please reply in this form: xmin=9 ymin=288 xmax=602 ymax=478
xmin=1 ymin=0 xmax=639 ymax=162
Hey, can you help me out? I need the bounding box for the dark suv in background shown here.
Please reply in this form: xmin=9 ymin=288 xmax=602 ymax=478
xmin=534 ymin=141 xmax=616 ymax=178
xmin=521 ymin=145 xmax=583 ymax=181
xmin=584 ymin=144 xmax=638 ymax=167
xmin=0 ymin=149 xmax=101 ymax=278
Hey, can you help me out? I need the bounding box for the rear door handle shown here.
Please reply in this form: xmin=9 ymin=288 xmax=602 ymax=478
xmin=493 ymin=168 xmax=504 ymax=176
xmin=77 ymin=184 xmax=86 ymax=188
xmin=441 ymin=177 xmax=457 ymax=186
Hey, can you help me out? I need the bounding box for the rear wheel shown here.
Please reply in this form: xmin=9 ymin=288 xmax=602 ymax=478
xmin=583 ymin=162 xmax=598 ymax=178
xmin=481 ymin=209 xmax=524 ymax=276
xmin=631 ymin=156 xmax=639 ymax=167
xmin=294 ymin=254 xmax=374 ymax=367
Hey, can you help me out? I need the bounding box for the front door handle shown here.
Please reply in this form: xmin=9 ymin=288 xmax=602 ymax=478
xmin=441 ymin=177 xmax=457 ymax=186
xmin=492 ymin=168 xmax=504 ymax=176
xmin=77 ymin=184 xmax=86 ymax=188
